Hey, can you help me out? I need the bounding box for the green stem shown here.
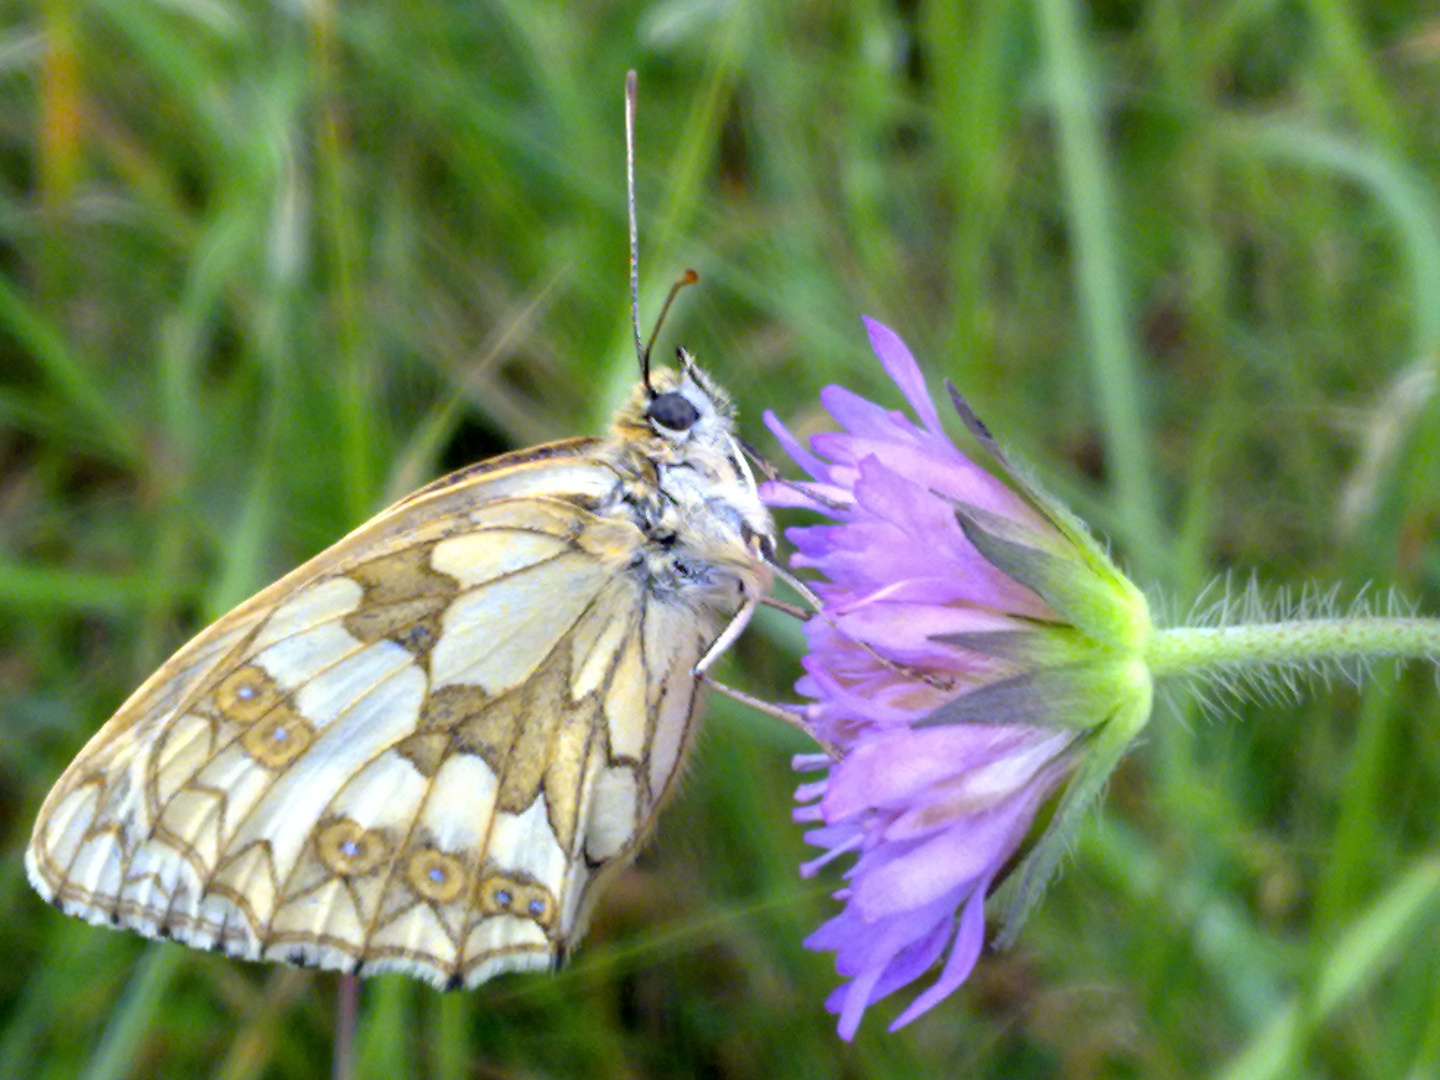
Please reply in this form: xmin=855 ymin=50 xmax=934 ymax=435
xmin=1147 ymin=619 xmax=1440 ymax=679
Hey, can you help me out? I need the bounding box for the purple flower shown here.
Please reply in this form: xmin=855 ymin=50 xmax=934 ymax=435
xmin=764 ymin=319 xmax=1153 ymax=1039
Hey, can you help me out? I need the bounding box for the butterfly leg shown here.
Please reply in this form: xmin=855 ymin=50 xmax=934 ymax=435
xmin=703 ymin=678 xmax=834 ymax=752
xmin=767 ymin=563 xmax=827 ymax=616
xmin=736 ymin=437 xmax=849 ymax=513
xmin=693 ymin=595 xmax=759 ymax=675
xmin=766 ymin=561 xmax=954 ymax=692
xmin=760 ymin=595 xmax=809 ymax=620
xmin=334 ymin=974 xmax=360 ymax=1080
xmin=692 ymin=559 xmax=823 ymax=668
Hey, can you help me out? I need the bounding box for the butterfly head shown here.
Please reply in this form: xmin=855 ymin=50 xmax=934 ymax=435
xmin=613 ymin=349 xmax=774 ymax=573
xmin=612 ymin=347 xmax=734 ymax=453
xmin=640 ymin=348 xmax=731 ymax=440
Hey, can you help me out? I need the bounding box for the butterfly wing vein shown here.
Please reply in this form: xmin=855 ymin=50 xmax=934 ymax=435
xmin=28 ymin=473 xmax=730 ymax=989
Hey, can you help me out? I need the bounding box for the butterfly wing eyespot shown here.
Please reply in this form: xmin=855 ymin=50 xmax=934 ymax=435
xmin=26 ymin=437 xmax=759 ymax=989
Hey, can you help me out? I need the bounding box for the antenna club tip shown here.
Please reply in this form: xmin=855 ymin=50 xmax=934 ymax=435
xmin=681 ymin=269 xmax=699 ymax=285
xmin=626 ymin=70 xmax=637 ymax=94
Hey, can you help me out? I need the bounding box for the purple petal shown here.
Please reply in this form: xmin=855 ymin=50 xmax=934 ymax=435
xmin=762 ymin=408 xmax=831 ymax=483
xmin=821 ymin=727 xmax=1041 ymax=818
xmin=804 ymin=908 xmax=863 ymax=956
xmin=888 ymin=876 xmax=993 ymax=1031
xmin=800 ymin=830 xmax=865 ymax=877
xmin=800 ymin=660 xmax=921 ymax=726
xmin=855 ymin=913 xmax=955 ymax=1008
xmin=850 ymin=800 xmax=1027 ymax=920
xmin=885 ymin=734 xmax=1072 ymax=841
xmin=836 ymin=966 xmax=887 ymax=1041
xmin=794 ymin=777 xmax=828 ymax=803
xmin=815 ymin=387 xmax=920 ymax=450
xmin=822 ymin=907 xmax=957 ymax=1035
xmin=864 ymin=316 xmax=943 ymax=435
xmin=825 ymin=603 xmax=1026 ymax=661
xmin=809 ymin=884 xmax=979 ymax=1040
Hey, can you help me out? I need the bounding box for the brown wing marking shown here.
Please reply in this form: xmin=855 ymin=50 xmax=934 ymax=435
xmin=360 ymin=579 xmax=623 ymax=983
xmin=248 ymin=555 xmax=628 ymax=985
xmin=556 ymin=587 xmax=721 ymax=940
xmin=443 ymin=584 xmax=634 ymax=986
xmin=30 ymin=615 xmax=269 ymax=924
xmin=217 ymin=542 xmax=614 ymax=973
xmin=27 ymin=492 xmax=612 ymax=963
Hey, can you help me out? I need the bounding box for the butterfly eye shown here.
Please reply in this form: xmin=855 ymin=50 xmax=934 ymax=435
xmin=648 ymin=392 xmax=700 ymax=432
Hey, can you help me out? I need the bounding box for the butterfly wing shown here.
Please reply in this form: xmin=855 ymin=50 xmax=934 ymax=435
xmin=27 ymin=441 xmax=738 ymax=988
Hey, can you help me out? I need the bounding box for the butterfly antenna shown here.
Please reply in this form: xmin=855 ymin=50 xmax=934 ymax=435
xmin=643 ymin=268 xmax=698 ymax=374
xmin=627 ymin=71 xmax=699 ymax=391
xmin=625 ymin=70 xmax=649 ymax=392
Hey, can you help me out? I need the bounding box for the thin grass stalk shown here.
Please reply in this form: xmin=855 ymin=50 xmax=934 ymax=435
xmin=80 ymin=948 xmax=183 ymax=1080
xmin=333 ymin=975 xmax=359 ymax=1080
xmin=1033 ymin=0 xmax=1165 ymax=580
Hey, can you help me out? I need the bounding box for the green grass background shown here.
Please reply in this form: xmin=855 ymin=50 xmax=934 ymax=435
xmin=3 ymin=0 xmax=1440 ymax=1076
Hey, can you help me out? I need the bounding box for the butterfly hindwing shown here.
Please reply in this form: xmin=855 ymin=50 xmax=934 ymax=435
xmin=28 ymin=450 xmax=730 ymax=987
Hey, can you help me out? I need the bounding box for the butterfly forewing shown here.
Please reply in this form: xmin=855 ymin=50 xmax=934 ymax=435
xmin=28 ymin=393 xmax=769 ymax=989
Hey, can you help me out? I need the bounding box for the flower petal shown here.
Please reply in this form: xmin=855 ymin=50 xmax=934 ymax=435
xmin=863 ymin=316 xmax=943 ymax=435
xmin=888 ymin=875 xmax=993 ymax=1031
xmin=850 ymin=795 xmax=1030 ymax=920
xmin=762 ymin=408 xmax=832 ymax=484
xmin=821 ymin=727 xmax=1039 ymax=818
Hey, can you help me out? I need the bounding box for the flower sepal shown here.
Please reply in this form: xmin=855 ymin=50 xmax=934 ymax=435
xmin=914 ymin=656 xmax=1151 ymax=732
xmin=932 ymin=625 xmax=1097 ymax=665
xmin=945 ymin=380 xmax=1145 ymax=617
xmin=934 ymin=422 xmax=1150 ymax=659
xmin=946 ymin=498 xmax=1145 ymax=648
xmin=987 ymin=671 xmax=1153 ymax=945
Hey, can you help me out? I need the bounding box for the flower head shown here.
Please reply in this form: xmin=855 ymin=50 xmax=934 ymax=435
xmin=764 ymin=319 xmax=1154 ymax=1039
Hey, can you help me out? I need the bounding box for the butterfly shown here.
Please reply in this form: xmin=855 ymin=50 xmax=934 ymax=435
xmin=25 ymin=73 xmax=775 ymax=991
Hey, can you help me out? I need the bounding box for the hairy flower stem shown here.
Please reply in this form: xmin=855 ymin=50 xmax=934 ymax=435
xmin=1147 ymin=618 xmax=1440 ymax=678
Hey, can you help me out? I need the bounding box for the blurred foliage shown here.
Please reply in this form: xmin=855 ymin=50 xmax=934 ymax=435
xmin=2 ymin=0 xmax=1440 ymax=1077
